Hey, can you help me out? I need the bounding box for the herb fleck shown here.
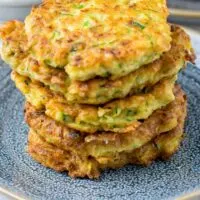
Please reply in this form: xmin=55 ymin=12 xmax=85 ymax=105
xmin=61 ymin=113 xmax=73 ymax=122
xmin=83 ymin=20 xmax=90 ymax=28
xmin=125 ymin=109 xmax=138 ymax=116
xmin=113 ymin=107 xmax=122 ymax=116
xmin=52 ymin=31 xmax=61 ymax=39
xmin=131 ymin=21 xmax=146 ymax=30
xmin=44 ymin=59 xmax=51 ymax=66
xmin=73 ymin=4 xmax=85 ymax=9
xmin=102 ymin=72 xmax=111 ymax=78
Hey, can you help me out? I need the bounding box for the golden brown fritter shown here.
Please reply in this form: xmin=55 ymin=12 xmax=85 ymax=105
xmin=0 ymin=22 xmax=192 ymax=104
xmin=26 ymin=85 xmax=187 ymax=178
xmin=13 ymin=71 xmax=176 ymax=133
xmin=23 ymin=0 xmax=171 ymax=81
xmin=0 ymin=0 xmax=192 ymax=181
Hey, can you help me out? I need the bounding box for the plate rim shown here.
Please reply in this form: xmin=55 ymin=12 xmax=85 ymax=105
xmin=0 ymin=186 xmax=26 ymax=200
xmin=178 ymin=190 xmax=200 ymax=200
xmin=170 ymin=8 xmax=200 ymax=18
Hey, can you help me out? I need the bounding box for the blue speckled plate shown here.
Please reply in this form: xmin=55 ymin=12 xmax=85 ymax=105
xmin=0 ymin=29 xmax=200 ymax=200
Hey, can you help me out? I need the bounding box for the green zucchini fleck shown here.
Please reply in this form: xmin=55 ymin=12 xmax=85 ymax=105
xmin=61 ymin=113 xmax=73 ymax=122
xmin=118 ymin=63 xmax=122 ymax=68
xmin=52 ymin=31 xmax=61 ymax=39
xmin=113 ymin=89 xmax=122 ymax=97
xmin=73 ymin=4 xmax=85 ymax=9
xmin=44 ymin=59 xmax=52 ymax=66
xmin=125 ymin=109 xmax=138 ymax=117
xmin=113 ymin=107 xmax=122 ymax=116
xmin=131 ymin=21 xmax=146 ymax=30
xmin=102 ymin=72 xmax=111 ymax=78
xmin=83 ymin=20 xmax=91 ymax=28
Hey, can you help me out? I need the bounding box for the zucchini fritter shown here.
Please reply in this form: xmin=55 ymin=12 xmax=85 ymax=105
xmin=0 ymin=22 xmax=192 ymax=104
xmin=26 ymin=85 xmax=186 ymax=178
xmin=23 ymin=0 xmax=171 ymax=81
xmin=0 ymin=0 xmax=194 ymax=180
xmin=12 ymin=71 xmax=176 ymax=133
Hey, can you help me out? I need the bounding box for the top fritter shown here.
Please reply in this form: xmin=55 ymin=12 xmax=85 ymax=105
xmin=24 ymin=0 xmax=171 ymax=81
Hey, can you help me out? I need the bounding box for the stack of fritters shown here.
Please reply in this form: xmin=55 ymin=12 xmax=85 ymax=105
xmin=0 ymin=0 xmax=195 ymax=178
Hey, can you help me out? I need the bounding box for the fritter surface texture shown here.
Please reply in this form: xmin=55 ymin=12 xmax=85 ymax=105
xmin=12 ymin=71 xmax=176 ymax=133
xmin=23 ymin=0 xmax=171 ymax=81
xmin=26 ymin=85 xmax=187 ymax=178
xmin=0 ymin=23 xmax=193 ymax=104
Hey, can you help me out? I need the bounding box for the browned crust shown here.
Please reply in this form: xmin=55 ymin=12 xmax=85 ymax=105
xmin=0 ymin=22 xmax=195 ymax=105
xmin=26 ymin=85 xmax=187 ymax=178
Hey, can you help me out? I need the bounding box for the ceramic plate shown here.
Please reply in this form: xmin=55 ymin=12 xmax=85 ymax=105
xmin=0 ymin=29 xmax=200 ymax=200
xmin=0 ymin=1 xmax=40 ymax=21
xmin=168 ymin=0 xmax=200 ymax=11
xmin=168 ymin=0 xmax=200 ymax=24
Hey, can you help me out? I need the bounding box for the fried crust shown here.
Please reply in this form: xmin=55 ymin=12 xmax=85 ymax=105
xmin=26 ymin=85 xmax=187 ymax=178
xmin=23 ymin=0 xmax=171 ymax=81
xmin=0 ymin=22 xmax=194 ymax=104
xmin=13 ymin=71 xmax=176 ymax=133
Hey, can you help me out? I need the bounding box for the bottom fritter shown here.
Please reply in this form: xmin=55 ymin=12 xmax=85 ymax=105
xmin=26 ymin=86 xmax=187 ymax=179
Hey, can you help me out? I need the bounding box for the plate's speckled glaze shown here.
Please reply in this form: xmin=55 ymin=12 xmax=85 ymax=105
xmin=0 ymin=30 xmax=200 ymax=200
